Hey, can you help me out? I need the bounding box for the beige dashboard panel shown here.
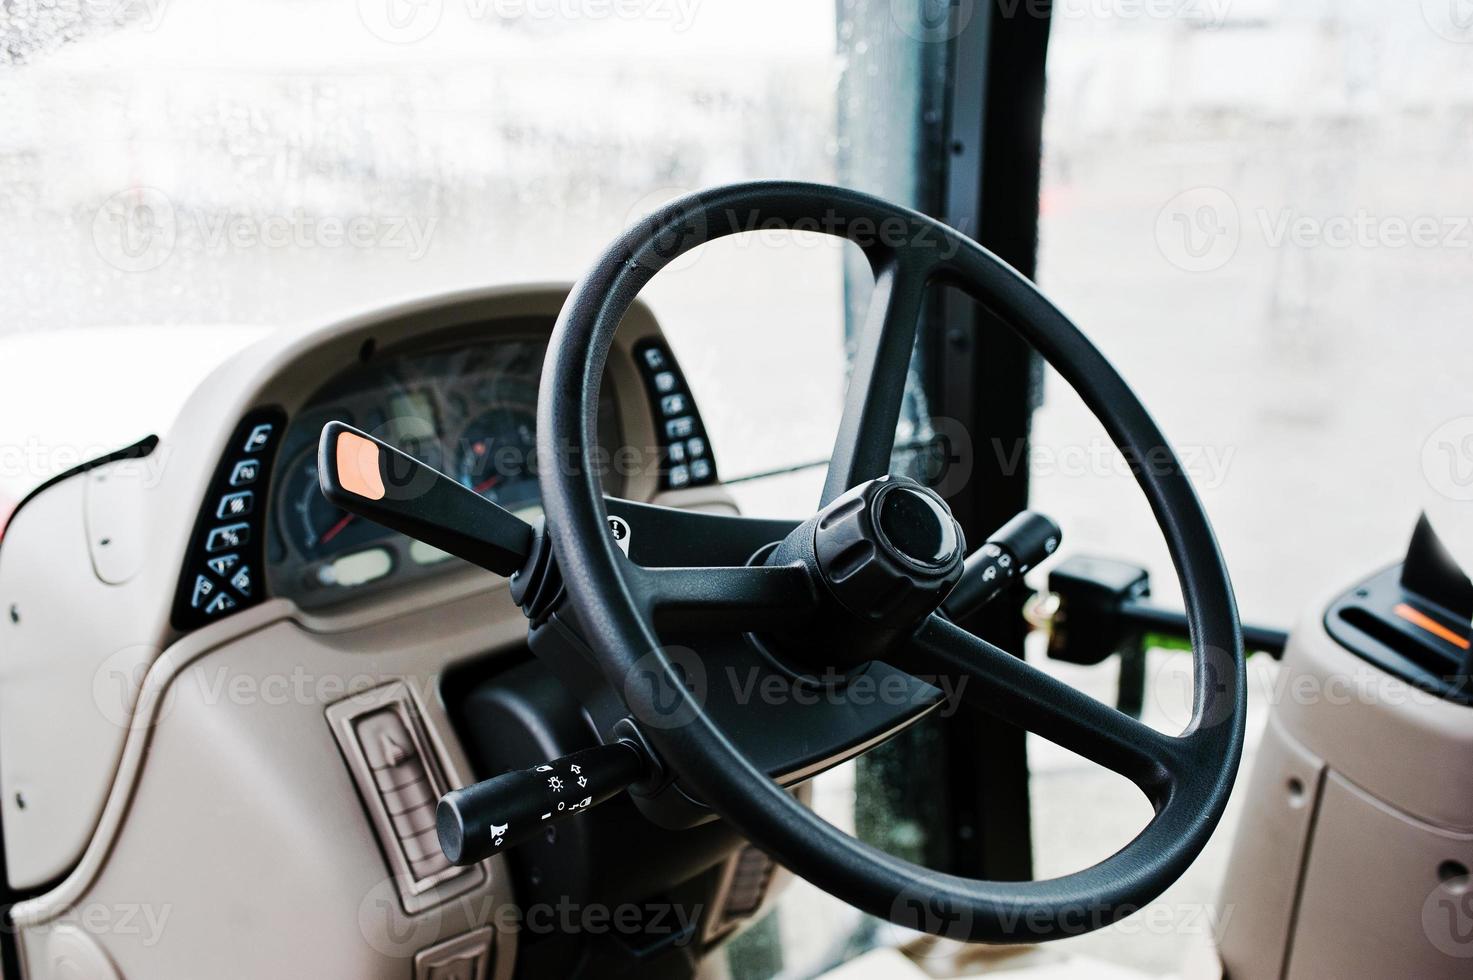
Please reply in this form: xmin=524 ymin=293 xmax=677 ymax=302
xmin=0 ymin=474 xmax=161 ymax=887
xmin=16 ymin=586 xmax=526 ymax=980
xmin=0 ymin=283 xmax=670 ymax=893
xmin=84 ymin=460 xmax=152 ymax=585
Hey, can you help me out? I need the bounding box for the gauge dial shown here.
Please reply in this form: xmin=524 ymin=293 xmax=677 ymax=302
xmin=278 ymin=447 xmax=382 ymax=559
xmin=454 ymin=402 xmax=541 ymax=515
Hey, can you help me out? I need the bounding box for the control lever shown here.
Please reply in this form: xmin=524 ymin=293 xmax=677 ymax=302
xmin=317 ymin=421 xmax=534 ymax=576
xmin=941 ymin=510 xmax=1061 ymax=622
xmin=437 ymin=740 xmax=651 ymax=864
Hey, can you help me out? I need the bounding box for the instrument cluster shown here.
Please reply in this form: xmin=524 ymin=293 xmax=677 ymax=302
xmin=264 ymin=331 xmax=621 ymax=607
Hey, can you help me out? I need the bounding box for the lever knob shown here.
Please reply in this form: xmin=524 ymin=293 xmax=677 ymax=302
xmin=942 ymin=510 xmax=1061 ymax=621
xmin=437 ymin=740 xmax=650 ymax=865
xmin=317 ymin=421 xmax=535 ymax=576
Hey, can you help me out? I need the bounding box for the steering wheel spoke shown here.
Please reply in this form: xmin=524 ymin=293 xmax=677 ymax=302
xmin=820 ymin=250 xmax=935 ymax=506
xmin=594 ymin=498 xmax=816 ymax=633
xmin=903 ymin=615 xmax=1187 ymax=798
xmin=627 ymin=562 xmax=818 ymax=634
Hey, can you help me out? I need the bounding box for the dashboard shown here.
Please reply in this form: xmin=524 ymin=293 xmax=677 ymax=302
xmin=168 ymin=305 xmax=722 ymax=629
xmin=0 ymin=287 xmax=772 ymax=980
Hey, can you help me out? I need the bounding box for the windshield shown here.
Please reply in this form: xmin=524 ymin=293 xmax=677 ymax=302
xmin=6 ymin=1 xmax=838 ymax=327
xmin=1 ymin=0 xmax=932 ymax=516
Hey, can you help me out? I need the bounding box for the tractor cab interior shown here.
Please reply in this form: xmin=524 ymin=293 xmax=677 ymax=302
xmin=0 ymin=3 xmax=1470 ymax=978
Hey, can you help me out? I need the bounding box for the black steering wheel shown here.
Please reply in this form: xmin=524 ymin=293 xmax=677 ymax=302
xmin=536 ymin=181 xmax=1245 ymax=943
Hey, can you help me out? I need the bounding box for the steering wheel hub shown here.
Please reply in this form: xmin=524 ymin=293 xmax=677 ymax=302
xmin=799 ymin=476 xmax=966 ymax=630
xmin=875 ymin=482 xmax=962 ymax=569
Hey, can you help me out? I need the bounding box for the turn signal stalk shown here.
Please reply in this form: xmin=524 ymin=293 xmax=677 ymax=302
xmin=437 ymin=741 xmax=651 ymax=864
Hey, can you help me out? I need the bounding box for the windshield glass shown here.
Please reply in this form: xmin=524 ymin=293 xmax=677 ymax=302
xmin=1 ymin=0 xmax=917 ymax=513
xmin=4 ymin=0 xmax=837 ymax=327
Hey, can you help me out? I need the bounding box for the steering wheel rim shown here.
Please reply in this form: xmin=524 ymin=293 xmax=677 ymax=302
xmin=538 ymin=181 xmax=1245 ymax=943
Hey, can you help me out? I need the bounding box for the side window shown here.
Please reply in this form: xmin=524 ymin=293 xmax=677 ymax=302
xmin=1029 ymin=5 xmax=1473 ymax=971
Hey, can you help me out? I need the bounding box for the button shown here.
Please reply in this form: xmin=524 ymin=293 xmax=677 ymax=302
xmin=373 ymin=759 xmax=425 ymax=794
xmin=390 ymin=803 xmax=437 ymax=837
xmin=686 ymin=436 xmax=706 ymax=458
xmin=229 ymin=565 xmax=253 ymax=598
xmin=665 ymin=417 xmax=695 ymax=440
xmin=229 ymin=459 xmax=260 ymax=486
xmin=383 ymin=777 xmax=435 ymax=816
xmin=190 ymin=575 xmax=217 ymax=609
xmin=690 ymin=458 xmax=712 ymax=482
xmin=641 ymin=347 xmax=667 ymax=371
xmin=666 ymin=441 xmax=686 ymax=463
xmin=242 ymin=423 xmax=274 ymax=453
xmin=204 ymin=591 xmax=238 ymax=615
xmin=659 ymin=393 xmax=687 ymax=416
xmin=414 ymin=927 xmax=493 ymax=980
xmin=668 ymin=464 xmax=691 ymax=488
xmin=207 ymin=553 xmax=240 ymax=576
xmin=216 ymin=491 xmax=254 ymax=519
xmin=877 ymin=486 xmax=960 ymax=568
xmin=206 ymin=523 xmax=250 ymax=552
xmin=401 ymin=826 xmax=443 ymax=863
xmin=653 ymin=371 xmax=677 ymax=393
xmin=356 ymin=710 xmax=416 ymax=770
xmin=410 ymin=849 xmax=452 ymax=881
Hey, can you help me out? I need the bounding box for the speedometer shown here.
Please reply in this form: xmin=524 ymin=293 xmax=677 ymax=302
xmin=453 ymin=402 xmax=541 ymax=516
xmin=279 ymin=446 xmax=379 ymax=559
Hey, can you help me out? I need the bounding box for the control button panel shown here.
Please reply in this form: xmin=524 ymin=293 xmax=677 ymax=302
xmin=355 ymin=708 xmax=452 ymax=882
xmin=325 ymin=683 xmax=483 ymax=915
xmin=170 ymin=408 xmax=286 ymax=632
xmin=633 ymin=339 xmax=718 ymax=491
xmin=706 ymin=843 xmax=779 ymax=942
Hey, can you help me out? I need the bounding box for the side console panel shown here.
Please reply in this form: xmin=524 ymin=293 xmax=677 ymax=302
xmin=1287 ymin=771 xmax=1472 ymax=979
xmin=1217 ymin=598 xmax=1473 ymax=979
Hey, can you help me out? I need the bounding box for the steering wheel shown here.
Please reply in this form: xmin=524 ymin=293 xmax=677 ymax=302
xmin=535 ymin=181 xmax=1245 ymax=943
